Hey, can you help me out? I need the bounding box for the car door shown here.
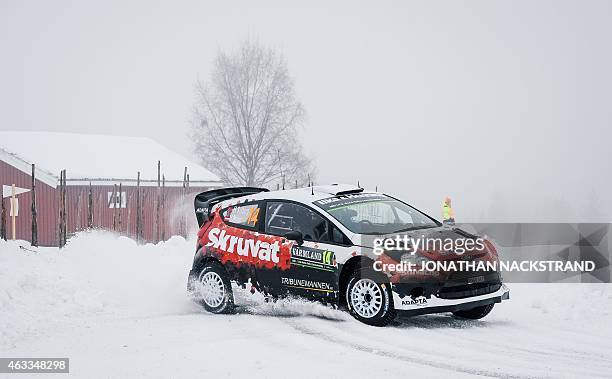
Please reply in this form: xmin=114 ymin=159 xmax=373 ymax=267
xmin=262 ymin=200 xmax=353 ymax=302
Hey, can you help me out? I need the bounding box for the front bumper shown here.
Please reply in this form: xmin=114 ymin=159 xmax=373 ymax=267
xmin=392 ymin=283 xmax=510 ymax=316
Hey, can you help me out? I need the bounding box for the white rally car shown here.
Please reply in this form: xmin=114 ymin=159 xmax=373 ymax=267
xmin=187 ymin=184 xmax=509 ymax=326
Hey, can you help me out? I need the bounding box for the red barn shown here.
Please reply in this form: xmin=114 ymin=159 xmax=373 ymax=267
xmin=0 ymin=132 xmax=222 ymax=246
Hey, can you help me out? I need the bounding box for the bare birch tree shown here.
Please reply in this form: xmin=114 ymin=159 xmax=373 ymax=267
xmin=192 ymin=40 xmax=315 ymax=187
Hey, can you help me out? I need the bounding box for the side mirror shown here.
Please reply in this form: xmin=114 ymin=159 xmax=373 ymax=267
xmin=284 ymin=230 xmax=304 ymax=245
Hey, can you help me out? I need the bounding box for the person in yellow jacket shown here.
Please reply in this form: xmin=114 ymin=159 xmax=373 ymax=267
xmin=442 ymin=197 xmax=455 ymax=225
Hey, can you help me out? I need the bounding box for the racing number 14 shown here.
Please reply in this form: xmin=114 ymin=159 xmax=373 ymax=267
xmin=247 ymin=207 xmax=260 ymax=226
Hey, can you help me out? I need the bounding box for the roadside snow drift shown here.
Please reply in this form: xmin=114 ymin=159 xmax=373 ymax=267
xmin=1 ymin=232 xmax=612 ymax=378
xmin=0 ymin=232 xmax=197 ymax=347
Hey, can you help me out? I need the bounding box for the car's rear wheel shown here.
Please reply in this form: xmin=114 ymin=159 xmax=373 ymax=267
xmin=346 ymin=268 xmax=396 ymax=326
xmin=452 ymin=303 xmax=494 ymax=320
xmin=196 ymin=262 xmax=234 ymax=314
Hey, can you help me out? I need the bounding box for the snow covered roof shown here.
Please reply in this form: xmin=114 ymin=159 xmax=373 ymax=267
xmin=0 ymin=132 xmax=222 ymax=187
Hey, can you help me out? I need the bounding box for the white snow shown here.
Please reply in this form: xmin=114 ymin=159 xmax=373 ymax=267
xmin=1 ymin=232 xmax=611 ymax=378
xmin=0 ymin=131 xmax=220 ymax=183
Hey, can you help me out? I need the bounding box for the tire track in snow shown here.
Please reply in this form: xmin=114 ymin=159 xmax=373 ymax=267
xmin=421 ymin=323 xmax=612 ymax=366
xmin=392 ymin=316 xmax=612 ymax=370
xmin=282 ymin=318 xmax=540 ymax=379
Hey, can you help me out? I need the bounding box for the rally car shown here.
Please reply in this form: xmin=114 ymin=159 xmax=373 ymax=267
xmin=187 ymin=184 xmax=509 ymax=326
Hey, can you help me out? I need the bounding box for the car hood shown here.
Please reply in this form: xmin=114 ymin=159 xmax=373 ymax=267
xmin=364 ymin=226 xmax=491 ymax=262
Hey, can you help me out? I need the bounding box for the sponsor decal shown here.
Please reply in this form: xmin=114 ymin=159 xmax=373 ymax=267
xmin=382 ymin=283 xmax=390 ymax=312
xmin=290 ymin=246 xmax=337 ymax=272
xmin=313 ymin=193 xmax=388 ymax=211
xmin=281 ymin=277 xmax=334 ymax=292
xmin=206 ymin=227 xmax=281 ymax=264
xmin=401 ymin=297 xmax=428 ymax=307
xmin=467 ymin=275 xmax=485 ymax=284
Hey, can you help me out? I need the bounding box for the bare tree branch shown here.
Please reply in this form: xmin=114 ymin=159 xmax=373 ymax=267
xmin=192 ymin=40 xmax=316 ymax=187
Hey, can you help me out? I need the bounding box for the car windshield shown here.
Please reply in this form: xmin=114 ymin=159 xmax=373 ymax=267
xmin=314 ymin=193 xmax=439 ymax=235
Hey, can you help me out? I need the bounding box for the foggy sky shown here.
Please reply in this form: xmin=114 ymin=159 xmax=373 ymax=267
xmin=1 ymin=0 xmax=610 ymax=221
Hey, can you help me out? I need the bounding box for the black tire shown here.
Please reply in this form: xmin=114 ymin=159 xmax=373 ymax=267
xmin=345 ymin=268 xmax=396 ymax=326
xmin=194 ymin=261 xmax=235 ymax=314
xmin=452 ymin=303 xmax=494 ymax=320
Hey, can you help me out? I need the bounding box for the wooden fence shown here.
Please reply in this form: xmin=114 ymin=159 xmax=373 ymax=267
xmin=1 ymin=161 xmax=203 ymax=248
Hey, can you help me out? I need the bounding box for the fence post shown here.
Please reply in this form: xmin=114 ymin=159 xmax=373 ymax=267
xmin=181 ymin=167 xmax=187 ymax=238
xmin=87 ymin=183 xmax=93 ymax=229
xmin=118 ymin=183 xmax=122 ymax=234
xmin=63 ymin=170 xmax=67 ymax=247
xmin=58 ymin=169 xmax=67 ymax=248
xmin=155 ymin=160 xmax=161 ymax=243
xmin=111 ymin=184 xmax=117 ymax=231
xmin=161 ymin=175 xmax=166 ymax=242
xmin=10 ymin=184 xmax=16 ymax=240
xmin=136 ymin=172 xmax=142 ymax=243
xmin=0 ymin=188 xmax=6 ymax=241
xmin=31 ymin=164 xmax=38 ymax=246
xmin=186 ymin=173 xmax=190 ymax=238
xmin=58 ymin=172 xmax=62 ymax=247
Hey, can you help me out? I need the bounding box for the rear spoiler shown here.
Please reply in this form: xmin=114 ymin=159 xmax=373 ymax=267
xmin=194 ymin=187 xmax=269 ymax=227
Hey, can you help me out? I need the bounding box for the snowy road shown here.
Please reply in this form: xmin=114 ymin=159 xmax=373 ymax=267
xmin=1 ymin=232 xmax=611 ymax=378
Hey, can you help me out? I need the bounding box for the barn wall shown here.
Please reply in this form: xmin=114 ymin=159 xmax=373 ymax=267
xmin=0 ymin=160 xmax=58 ymax=246
xmin=65 ymin=185 xmax=210 ymax=243
xmin=2 ymin=158 xmax=215 ymax=246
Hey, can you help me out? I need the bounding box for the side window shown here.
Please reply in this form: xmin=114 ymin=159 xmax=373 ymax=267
xmin=266 ymin=202 xmax=329 ymax=242
xmin=330 ymin=223 xmax=352 ymax=245
xmin=221 ymin=202 xmax=261 ymax=229
xmin=394 ymin=207 xmax=414 ymax=224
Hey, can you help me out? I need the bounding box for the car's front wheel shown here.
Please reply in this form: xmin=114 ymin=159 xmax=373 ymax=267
xmin=195 ymin=261 xmax=235 ymax=314
xmin=345 ymin=269 xmax=396 ymax=326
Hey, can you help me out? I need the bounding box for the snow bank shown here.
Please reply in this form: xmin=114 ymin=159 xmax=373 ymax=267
xmin=2 ymin=232 xmax=612 ymax=377
xmin=0 ymin=231 xmax=198 ymax=348
xmin=504 ymin=283 xmax=612 ymax=324
xmin=0 ymin=231 xmax=349 ymax=349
